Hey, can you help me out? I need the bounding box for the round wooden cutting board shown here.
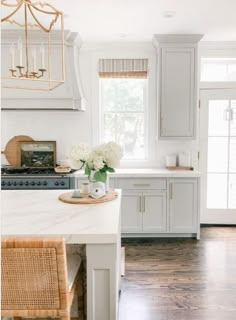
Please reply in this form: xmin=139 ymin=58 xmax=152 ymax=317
xmin=58 ymin=190 xmax=118 ymax=204
xmin=1 ymin=135 xmax=34 ymax=166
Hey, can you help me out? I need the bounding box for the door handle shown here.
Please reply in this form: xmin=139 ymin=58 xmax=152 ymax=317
xmin=143 ymin=196 xmax=145 ymax=212
xmin=224 ymin=108 xmax=233 ymax=121
xmin=170 ymin=183 xmax=173 ymax=200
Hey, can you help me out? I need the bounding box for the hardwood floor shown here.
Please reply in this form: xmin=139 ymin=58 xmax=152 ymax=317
xmin=119 ymin=227 xmax=236 ymax=320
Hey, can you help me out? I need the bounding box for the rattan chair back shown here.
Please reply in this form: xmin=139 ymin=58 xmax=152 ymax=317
xmin=1 ymin=237 xmax=70 ymax=317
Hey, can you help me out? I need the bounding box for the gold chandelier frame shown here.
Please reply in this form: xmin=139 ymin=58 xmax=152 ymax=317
xmin=1 ymin=0 xmax=65 ymax=91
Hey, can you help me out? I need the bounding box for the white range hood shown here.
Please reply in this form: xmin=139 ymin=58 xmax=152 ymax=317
xmin=1 ymin=30 xmax=86 ymax=111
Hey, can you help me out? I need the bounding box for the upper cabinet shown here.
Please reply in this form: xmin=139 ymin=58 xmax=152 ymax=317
xmin=153 ymin=34 xmax=203 ymax=139
xmin=1 ymin=30 xmax=86 ymax=111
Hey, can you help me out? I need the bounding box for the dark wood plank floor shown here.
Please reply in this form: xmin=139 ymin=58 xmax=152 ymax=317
xmin=119 ymin=227 xmax=236 ymax=320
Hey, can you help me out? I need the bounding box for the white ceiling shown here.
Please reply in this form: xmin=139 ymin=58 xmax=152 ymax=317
xmin=4 ymin=0 xmax=236 ymax=42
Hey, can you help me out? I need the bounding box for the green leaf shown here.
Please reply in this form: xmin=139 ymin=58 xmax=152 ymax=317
xmin=107 ymin=167 xmax=115 ymax=173
xmin=94 ymin=171 xmax=107 ymax=183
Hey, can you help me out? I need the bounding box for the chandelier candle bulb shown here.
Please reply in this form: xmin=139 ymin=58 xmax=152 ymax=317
xmin=32 ymin=48 xmax=37 ymax=72
xmin=17 ymin=37 xmax=23 ymax=66
xmin=10 ymin=44 xmax=15 ymax=70
xmin=40 ymin=44 xmax=45 ymax=69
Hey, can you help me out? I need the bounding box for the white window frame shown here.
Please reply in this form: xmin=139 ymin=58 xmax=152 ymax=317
xmin=91 ymin=48 xmax=157 ymax=168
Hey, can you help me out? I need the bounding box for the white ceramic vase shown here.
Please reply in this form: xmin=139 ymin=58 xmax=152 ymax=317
xmin=89 ymin=170 xmax=109 ymax=193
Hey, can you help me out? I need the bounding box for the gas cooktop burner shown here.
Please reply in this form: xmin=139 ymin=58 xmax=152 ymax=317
xmin=1 ymin=166 xmax=75 ymax=176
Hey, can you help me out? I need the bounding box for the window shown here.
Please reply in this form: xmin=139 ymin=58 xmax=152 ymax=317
xmin=201 ymin=58 xmax=236 ymax=81
xmin=99 ymin=59 xmax=148 ymax=161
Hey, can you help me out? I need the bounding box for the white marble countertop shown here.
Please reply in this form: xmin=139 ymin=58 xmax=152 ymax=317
xmin=74 ymin=168 xmax=201 ymax=178
xmin=1 ymin=189 xmax=122 ymax=244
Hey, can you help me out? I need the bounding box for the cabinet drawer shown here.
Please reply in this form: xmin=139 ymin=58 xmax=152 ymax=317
xmin=117 ymin=178 xmax=167 ymax=190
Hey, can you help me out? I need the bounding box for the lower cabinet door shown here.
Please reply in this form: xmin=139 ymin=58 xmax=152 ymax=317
xmin=121 ymin=193 xmax=142 ymax=233
xmin=142 ymin=192 xmax=167 ymax=233
xmin=169 ymin=179 xmax=198 ymax=233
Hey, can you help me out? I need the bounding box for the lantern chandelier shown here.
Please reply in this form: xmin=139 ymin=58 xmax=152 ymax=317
xmin=1 ymin=0 xmax=65 ymax=90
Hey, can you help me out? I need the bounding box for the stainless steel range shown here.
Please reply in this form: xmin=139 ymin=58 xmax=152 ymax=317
xmin=1 ymin=167 xmax=76 ymax=190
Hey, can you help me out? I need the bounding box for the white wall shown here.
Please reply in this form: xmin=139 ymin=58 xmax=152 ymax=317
xmin=1 ymin=40 xmax=200 ymax=168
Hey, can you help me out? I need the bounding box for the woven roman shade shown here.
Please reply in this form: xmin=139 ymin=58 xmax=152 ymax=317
xmin=98 ymin=59 xmax=148 ymax=78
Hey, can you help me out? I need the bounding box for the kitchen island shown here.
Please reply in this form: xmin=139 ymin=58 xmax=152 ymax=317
xmin=1 ymin=189 xmax=122 ymax=320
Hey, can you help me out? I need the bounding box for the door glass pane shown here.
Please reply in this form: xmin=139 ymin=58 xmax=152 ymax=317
xmin=231 ymin=101 xmax=236 ymax=136
xmin=229 ymin=174 xmax=236 ymax=209
xmin=201 ymin=58 xmax=236 ymax=81
xmin=207 ymin=137 xmax=228 ymax=172
xmin=229 ymin=138 xmax=236 ymax=172
xmin=208 ymin=101 xmax=229 ymax=136
xmin=201 ymin=63 xmax=227 ymax=81
xmin=207 ymin=174 xmax=227 ymax=209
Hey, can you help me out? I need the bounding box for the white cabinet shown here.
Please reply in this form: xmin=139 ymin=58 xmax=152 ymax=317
xmin=169 ymin=179 xmax=198 ymax=233
xmin=117 ymin=176 xmax=200 ymax=239
xmin=121 ymin=191 xmax=167 ymax=234
xmin=121 ymin=192 xmax=142 ymax=233
xmin=117 ymin=178 xmax=167 ymax=234
xmin=153 ymin=34 xmax=203 ymax=139
xmin=142 ymin=192 xmax=167 ymax=233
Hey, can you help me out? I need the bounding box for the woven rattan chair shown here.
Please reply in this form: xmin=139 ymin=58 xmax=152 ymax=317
xmin=1 ymin=237 xmax=84 ymax=320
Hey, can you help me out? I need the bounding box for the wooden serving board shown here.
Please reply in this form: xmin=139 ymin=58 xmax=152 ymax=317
xmin=166 ymin=166 xmax=194 ymax=171
xmin=58 ymin=190 xmax=118 ymax=204
xmin=1 ymin=135 xmax=34 ymax=166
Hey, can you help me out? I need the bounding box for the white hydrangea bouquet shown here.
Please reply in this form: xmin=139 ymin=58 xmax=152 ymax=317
xmin=68 ymin=142 xmax=123 ymax=183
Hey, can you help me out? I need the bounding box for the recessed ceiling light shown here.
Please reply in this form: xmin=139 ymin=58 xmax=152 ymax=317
xmin=162 ymin=11 xmax=176 ymax=18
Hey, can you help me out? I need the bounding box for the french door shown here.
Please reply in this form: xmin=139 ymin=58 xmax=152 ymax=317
xmin=200 ymin=89 xmax=236 ymax=224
